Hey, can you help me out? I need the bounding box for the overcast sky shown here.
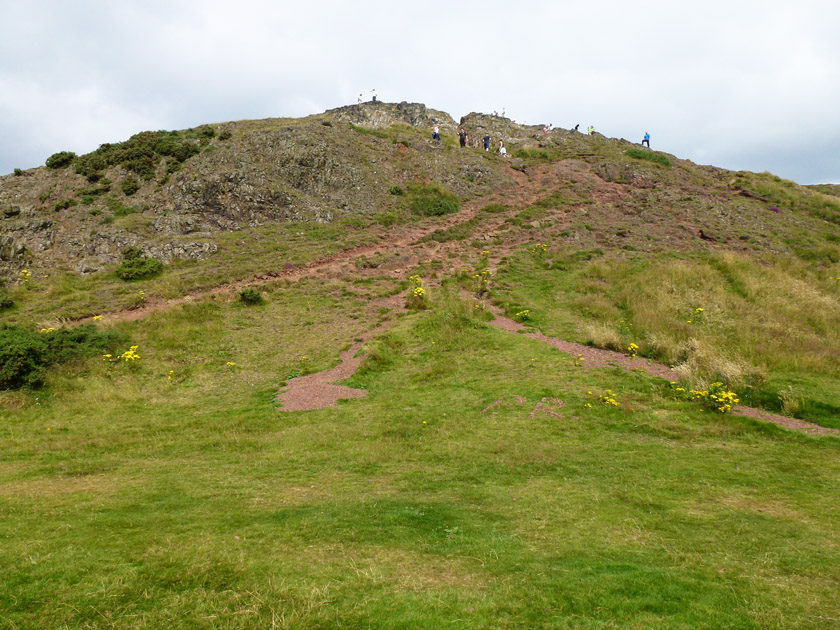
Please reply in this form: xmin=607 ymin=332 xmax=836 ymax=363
xmin=1 ymin=0 xmax=838 ymax=184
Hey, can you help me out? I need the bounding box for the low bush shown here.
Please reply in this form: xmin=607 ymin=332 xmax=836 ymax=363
xmin=13 ymin=168 xmax=23 ymax=176
xmin=0 ymin=324 xmax=125 ymax=389
xmin=53 ymin=199 xmax=77 ymax=211
xmin=115 ymin=247 xmax=163 ymax=280
xmin=625 ymin=148 xmax=672 ymax=167
xmin=388 ymin=185 xmax=405 ymax=196
xmin=0 ymin=291 xmax=13 ymax=311
xmin=73 ymin=131 xmax=200 ymax=180
xmin=45 ymin=151 xmax=76 ymax=169
xmin=239 ymin=288 xmax=264 ymax=305
xmin=121 ymin=176 xmax=140 ymax=196
xmin=406 ymin=182 xmax=460 ymax=217
xmin=105 ymin=197 xmax=138 ymax=217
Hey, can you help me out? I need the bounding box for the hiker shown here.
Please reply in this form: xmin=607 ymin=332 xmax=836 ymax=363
xmin=459 ymin=128 xmax=468 ymax=148
xmin=432 ymin=125 xmax=441 ymax=141
xmin=357 ymin=93 xmax=363 ymax=104
xmin=371 ymin=88 xmax=377 ymax=102
xmin=499 ymin=140 xmax=507 ymax=157
xmin=502 ymin=107 xmax=506 ymax=117
xmin=642 ymin=131 xmax=650 ymax=148
xmin=574 ymin=123 xmax=579 ymax=132
xmin=483 ymin=134 xmax=491 ymax=151
xmin=588 ymin=126 xmax=595 ymax=136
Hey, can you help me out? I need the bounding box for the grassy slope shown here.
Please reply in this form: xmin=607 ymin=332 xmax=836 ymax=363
xmin=2 ymin=285 xmax=839 ymax=628
xmin=3 ymin=115 xmax=840 ymax=627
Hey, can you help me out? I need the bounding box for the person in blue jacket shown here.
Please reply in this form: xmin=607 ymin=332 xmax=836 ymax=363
xmin=642 ymin=131 xmax=650 ymax=148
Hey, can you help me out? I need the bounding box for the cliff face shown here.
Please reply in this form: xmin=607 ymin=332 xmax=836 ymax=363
xmin=0 ymin=102 xmax=518 ymax=277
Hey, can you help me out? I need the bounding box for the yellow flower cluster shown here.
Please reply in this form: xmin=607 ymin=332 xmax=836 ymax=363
xmin=168 ymin=370 xmax=175 ymax=381
xmin=599 ymin=389 xmax=620 ymax=407
xmin=408 ymin=274 xmax=422 ymax=287
xmin=708 ymin=382 xmax=739 ymax=413
xmin=38 ymin=327 xmax=56 ymax=333
xmin=93 ymin=315 xmax=103 ymax=321
xmin=473 ymin=269 xmax=492 ymax=293
xmin=514 ymin=309 xmax=531 ymax=322
xmin=574 ymin=353 xmax=585 ymax=367
xmin=627 ymin=343 xmax=639 ymax=357
xmin=119 ymin=345 xmax=140 ymax=361
xmin=226 ymin=361 xmax=236 ymax=367
xmin=19 ymin=269 xmax=31 ymax=283
xmin=481 ymin=250 xmax=490 ymax=256
xmin=669 ymin=381 xmax=739 ymax=413
xmin=413 ymin=287 xmax=426 ymax=298
xmin=530 ymin=243 xmax=548 ymax=256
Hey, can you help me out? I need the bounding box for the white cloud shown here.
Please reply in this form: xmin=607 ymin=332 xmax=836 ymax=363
xmin=1 ymin=0 xmax=838 ymax=183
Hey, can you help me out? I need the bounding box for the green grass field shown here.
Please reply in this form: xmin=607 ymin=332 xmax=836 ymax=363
xmin=2 ymin=278 xmax=839 ymax=628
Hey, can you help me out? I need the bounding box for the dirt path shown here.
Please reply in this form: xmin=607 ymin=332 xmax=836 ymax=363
xmin=64 ymin=160 xmax=836 ymax=436
xmin=276 ymin=295 xmax=404 ymax=411
xmin=487 ymin=308 xmax=838 ymax=436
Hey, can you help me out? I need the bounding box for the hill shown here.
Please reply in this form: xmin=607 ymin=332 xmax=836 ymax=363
xmin=2 ymin=103 xmax=840 ymax=628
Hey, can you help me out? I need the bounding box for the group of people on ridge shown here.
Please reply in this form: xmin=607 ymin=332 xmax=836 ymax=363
xmin=433 ymin=126 xmax=506 ymax=156
xmin=356 ymin=95 xmax=652 ymax=152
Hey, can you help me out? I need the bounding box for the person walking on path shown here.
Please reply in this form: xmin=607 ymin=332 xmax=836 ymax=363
xmin=483 ymin=133 xmax=490 ymax=151
xmin=371 ymin=88 xmax=377 ymax=102
xmin=459 ymin=128 xmax=468 ymax=148
xmin=499 ymin=140 xmax=507 ymax=157
xmin=642 ymin=131 xmax=650 ymax=148
xmin=432 ymin=125 xmax=441 ymax=141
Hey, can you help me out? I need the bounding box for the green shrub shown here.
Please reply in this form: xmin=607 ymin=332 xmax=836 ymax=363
xmin=239 ymin=288 xmax=264 ymax=305
xmin=73 ymin=131 xmax=200 ymax=180
xmin=52 ymin=199 xmax=77 ymax=211
xmin=481 ymin=203 xmax=508 ymax=214
xmin=513 ymin=148 xmax=560 ymax=161
xmin=121 ymin=176 xmax=140 ymax=196
xmin=105 ymin=197 xmax=138 ymax=217
xmin=349 ymin=123 xmax=388 ymax=139
xmin=78 ymin=183 xmax=111 ymax=197
xmin=0 ymin=291 xmax=13 ymax=311
xmin=13 ymin=168 xmax=23 ymax=176
xmin=375 ymin=212 xmax=399 ymax=227
xmin=218 ymin=130 xmax=232 ymax=141
xmin=0 ymin=324 xmax=125 ymax=389
xmin=388 ymin=185 xmax=405 ymax=196
xmin=195 ymin=125 xmax=216 ymax=140
xmin=406 ymin=182 xmax=460 ymax=217
xmin=115 ymin=248 xmax=163 ymax=280
xmin=625 ymin=148 xmax=672 ymax=167
xmin=45 ymin=151 xmax=76 ymax=169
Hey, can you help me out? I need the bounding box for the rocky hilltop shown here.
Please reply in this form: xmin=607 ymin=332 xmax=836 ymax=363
xmin=2 ymin=101 xmax=839 ymax=279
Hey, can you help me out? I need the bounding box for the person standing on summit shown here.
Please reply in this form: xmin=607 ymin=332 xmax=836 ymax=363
xmin=642 ymin=131 xmax=650 ymax=148
xmin=459 ymin=128 xmax=468 ymax=148
xmin=371 ymin=88 xmax=377 ymax=102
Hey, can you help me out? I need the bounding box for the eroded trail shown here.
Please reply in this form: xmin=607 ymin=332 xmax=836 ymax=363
xmin=65 ymin=161 xmax=835 ymax=435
